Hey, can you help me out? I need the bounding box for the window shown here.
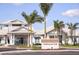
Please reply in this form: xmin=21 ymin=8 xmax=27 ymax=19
xmin=49 ymin=36 xmax=54 ymax=38
xmin=35 ymin=37 xmax=41 ymax=43
xmin=12 ymin=24 xmax=22 ymax=26
xmin=24 ymin=24 xmax=27 ymax=26
xmin=54 ymin=36 xmax=58 ymax=38
xmin=4 ymin=25 xmax=8 ymax=27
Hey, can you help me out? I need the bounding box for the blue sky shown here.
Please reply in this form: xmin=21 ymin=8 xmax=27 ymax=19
xmin=0 ymin=3 xmax=79 ymax=30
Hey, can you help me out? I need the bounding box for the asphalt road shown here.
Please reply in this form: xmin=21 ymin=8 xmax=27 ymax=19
xmin=1 ymin=48 xmax=79 ymax=55
xmin=1 ymin=51 xmax=79 ymax=55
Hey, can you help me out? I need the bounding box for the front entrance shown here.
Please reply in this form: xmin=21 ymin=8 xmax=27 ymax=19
xmin=7 ymin=38 xmax=10 ymax=44
xmin=15 ymin=35 xmax=28 ymax=45
xmin=19 ymin=37 xmax=24 ymax=44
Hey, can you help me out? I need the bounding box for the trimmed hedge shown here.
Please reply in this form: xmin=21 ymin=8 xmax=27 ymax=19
xmin=33 ymin=43 xmax=41 ymax=45
xmin=32 ymin=43 xmax=41 ymax=50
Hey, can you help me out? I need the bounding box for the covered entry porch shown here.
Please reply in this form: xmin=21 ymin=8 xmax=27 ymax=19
xmin=8 ymin=27 xmax=34 ymax=46
xmin=8 ymin=33 xmax=33 ymax=47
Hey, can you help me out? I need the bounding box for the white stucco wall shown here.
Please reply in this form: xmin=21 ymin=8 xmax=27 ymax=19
xmin=41 ymin=43 xmax=59 ymax=49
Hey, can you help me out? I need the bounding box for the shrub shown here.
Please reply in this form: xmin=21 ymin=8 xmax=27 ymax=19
xmin=32 ymin=43 xmax=41 ymax=50
xmin=33 ymin=43 xmax=41 ymax=45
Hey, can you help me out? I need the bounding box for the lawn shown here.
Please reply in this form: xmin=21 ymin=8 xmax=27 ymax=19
xmin=61 ymin=44 xmax=79 ymax=48
xmin=16 ymin=44 xmax=41 ymax=50
xmin=16 ymin=44 xmax=30 ymax=48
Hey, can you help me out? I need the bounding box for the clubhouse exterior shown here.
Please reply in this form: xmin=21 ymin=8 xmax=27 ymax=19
xmin=0 ymin=19 xmax=79 ymax=49
xmin=0 ymin=20 xmax=34 ymax=46
xmin=0 ymin=20 xmax=60 ymax=49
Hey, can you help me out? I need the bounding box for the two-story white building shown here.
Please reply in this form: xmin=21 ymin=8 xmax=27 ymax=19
xmin=0 ymin=20 xmax=34 ymax=46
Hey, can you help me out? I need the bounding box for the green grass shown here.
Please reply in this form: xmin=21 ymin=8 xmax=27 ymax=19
xmin=16 ymin=44 xmax=41 ymax=50
xmin=32 ymin=44 xmax=41 ymax=50
xmin=61 ymin=44 xmax=79 ymax=48
xmin=16 ymin=44 xmax=30 ymax=48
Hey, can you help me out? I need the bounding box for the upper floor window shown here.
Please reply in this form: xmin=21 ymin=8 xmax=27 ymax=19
xmin=12 ymin=24 xmax=22 ymax=26
xmin=49 ymin=36 xmax=54 ymax=38
xmin=4 ymin=25 xmax=8 ymax=27
xmin=24 ymin=24 xmax=27 ymax=26
xmin=49 ymin=35 xmax=58 ymax=38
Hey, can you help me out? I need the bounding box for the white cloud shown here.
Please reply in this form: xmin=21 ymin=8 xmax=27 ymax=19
xmin=12 ymin=3 xmax=23 ymax=6
xmin=62 ymin=9 xmax=79 ymax=17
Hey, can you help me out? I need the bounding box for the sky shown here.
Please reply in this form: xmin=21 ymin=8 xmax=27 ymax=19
xmin=0 ymin=3 xmax=79 ymax=30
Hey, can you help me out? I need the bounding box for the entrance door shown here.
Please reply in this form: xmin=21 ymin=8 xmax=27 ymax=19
xmin=7 ymin=38 xmax=10 ymax=44
xmin=15 ymin=35 xmax=28 ymax=45
xmin=15 ymin=37 xmax=24 ymax=45
xmin=19 ymin=37 xmax=23 ymax=44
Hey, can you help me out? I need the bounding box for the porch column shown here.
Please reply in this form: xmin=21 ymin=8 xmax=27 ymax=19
xmin=3 ymin=36 xmax=7 ymax=44
xmin=12 ymin=34 xmax=15 ymax=45
xmin=3 ymin=36 xmax=8 ymax=46
xmin=27 ymin=34 xmax=30 ymax=47
xmin=9 ymin=34 xmax=15 ymax=45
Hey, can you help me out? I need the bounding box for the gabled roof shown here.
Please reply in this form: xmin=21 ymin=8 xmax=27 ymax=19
xmin=35 ymin=26 xmax=54 ymax=35
xmin=46 ymin=26 xmax=54 ymax=33
xmin=9 ymin=27 xmax=34 ymax=34
xmin=2 ymin=19 xmax=27 ymax=25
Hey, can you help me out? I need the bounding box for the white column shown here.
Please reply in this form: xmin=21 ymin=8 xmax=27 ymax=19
xmin=9 ymin=34 xmax=12 ymax=45
xmin=9 ymin=34 xmax=15 ymax=45
xmin=27 ymin=34 xmax=30 ymax=47
xmin=12 ymin=34 xmax=15 ymax=45
xmin=4 ymin=36 xmax=8 ymax=46
xmin=3 ymin=36 xmax=6 ymax=44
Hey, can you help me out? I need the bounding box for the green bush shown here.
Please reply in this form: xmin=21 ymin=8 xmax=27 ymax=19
xmin=33 ymin=43 xmax=41 ymax=45
xmin=32 ymin=43 xmax=41 ymax=50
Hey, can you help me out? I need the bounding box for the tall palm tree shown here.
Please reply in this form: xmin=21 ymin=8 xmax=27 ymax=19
xmin=53 ymin=20 xmax=65 ymax=44
xmin=39 ymin=3 xmax=53 ymax=38
xmin=67 ymin=23 xmax=79 ymax=45
xmin=21 ymin=10 xmax=44 ymax=47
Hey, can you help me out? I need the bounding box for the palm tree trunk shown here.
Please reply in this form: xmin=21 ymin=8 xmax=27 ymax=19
xmin=30 ymin=24 xmax=32 ymax=32
xmin=73 ymin=30 xmax=76 ymax=45
xmin=65 ymin=34 xmax=68 ymax=45
xmin=57 ymin=30 xmax=61 ymax=45
xmin=44 ymin=16 xmax=47 ymax=38
xmin=58 ymin=29 xmax=62 ymax=45
xmin=60 ymin=29 xmax=62 ymax=45
xmin=29 ymin=24 xmax=32 ymax=47
xmin=70 ymin=29 xmax=73 ymax=44
xmin=27 ymin=25 xmax=30 ymax=47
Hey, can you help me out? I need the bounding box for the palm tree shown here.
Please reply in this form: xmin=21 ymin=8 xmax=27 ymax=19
xmin=39 ymin=3 xmax=53 ymax=38
xmin=53 ymin=20 xmax=65 ymax=44
xmin=21 ymin=10 xmax=44 ymax=47
xmin=67 ymin=23 xmax=79 ymax=45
